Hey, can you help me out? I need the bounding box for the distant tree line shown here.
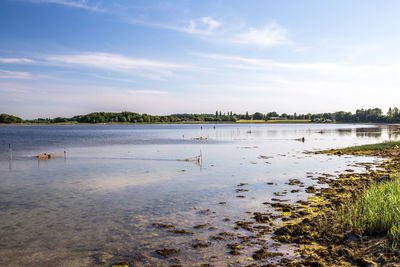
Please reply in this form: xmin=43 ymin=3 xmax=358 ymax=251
xmin=310 ymin=108 xmax=395 ymax=123
xmin=0 ymin=113 xmax=24 ymax=123
xmin=70 ymin=112 xmax=237 ymax=123
xmin=2 ymin=107 xmax=400 ymax=124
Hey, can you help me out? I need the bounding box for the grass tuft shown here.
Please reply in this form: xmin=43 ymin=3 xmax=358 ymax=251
xmin=338 ymin=175 xmax=400 ymax=247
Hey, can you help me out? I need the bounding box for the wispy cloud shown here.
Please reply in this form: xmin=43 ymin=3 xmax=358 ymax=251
xmin=43 ymin=52 xmax=190 ymax=79
xmin=28 ymin=0 xmax=105 ymax=12
xmin=44 ymin=52 xmax=185 ymax=70
xmin=26 ymin=1 xmax=289 ymax=47
xmin=185 ymin=16 xmax=221 ymax=35
xmin=232 ymin=22 xmax=290 ymax=47
xmin=0 ymin=58 xmax=35 ymax=64
xmin=0 ymin=70 xmax=33 ymax=79
xmin=127 ymin=17 xmax=291 ymax=47
xmin=127 ymin=16 xmax=221 ymax=36
xmin=127 ymin=89 xmax=168 ymax=95
xmin=0 ymin=52 xmax=190 ymax=80
xmin=194 ymin=52 xmax=400 ymax=75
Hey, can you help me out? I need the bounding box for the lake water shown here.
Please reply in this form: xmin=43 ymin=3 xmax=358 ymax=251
xmin=0 ymin=123 xmax=398 ymax=266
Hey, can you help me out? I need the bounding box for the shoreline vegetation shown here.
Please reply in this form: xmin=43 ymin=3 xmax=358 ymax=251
xmin=2 ymin=107 xmax=400 ymax=124
xmin=268 ymin=141 xmax=400 ymax=265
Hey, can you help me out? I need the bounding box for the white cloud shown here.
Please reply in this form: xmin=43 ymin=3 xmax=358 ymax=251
xmin=42 ymin=52 xmax=190 ymax=79
xmin=0 ymin=58 xmax=35 ymax=64
xmin=201 ymin=17 xmax=221 ymax=31
xmin=127 ymin=16 xmax=221 ymax=36
xmin=28 ymin=0 xmax=105 ymax=12
xmin=0 ymin=70 xmax=33 ymax=79
xmin=44 ymin=52 xmax=185 ymax=71
xmin=232 ymin=22 xmax=290 ymax=47
xmin=127 ymin=18 xmax=291 ymax=47
xmin=185 ymin=16 xmax=221 ymax=35
xmin=194 ymin=52 xmax=400 ymax=76
xmin=1 ymin=52 xmax=190 ymax=80
xmin=127 ymin=89 xmax=168 ymax=95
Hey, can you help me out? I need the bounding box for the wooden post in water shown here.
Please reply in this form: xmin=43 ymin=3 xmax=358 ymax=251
xmin=8 ymin=144 xmax=12 ymax=172
xmin=8 ymin=144 xmax=12 ymax=159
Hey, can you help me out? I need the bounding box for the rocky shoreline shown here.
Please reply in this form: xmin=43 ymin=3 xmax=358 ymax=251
xmin=270 ymin=144 xmax=400 ymax=266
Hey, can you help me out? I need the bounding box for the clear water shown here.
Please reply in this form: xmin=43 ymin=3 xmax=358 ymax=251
xmin=0 ymin=124 xmax=398 ymax=266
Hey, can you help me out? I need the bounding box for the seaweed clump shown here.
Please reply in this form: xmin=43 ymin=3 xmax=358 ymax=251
xmin=155 ymin=248 xmax=180 ymax=258
xmin=252 ymin=247 xmax=283 ymax=260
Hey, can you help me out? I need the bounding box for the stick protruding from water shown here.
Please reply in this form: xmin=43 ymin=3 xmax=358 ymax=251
xmin=8 ymin=144 xmax=12 ymax=158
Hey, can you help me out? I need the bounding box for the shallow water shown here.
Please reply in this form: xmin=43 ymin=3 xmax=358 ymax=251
xmin=0 ymin=123 xmax=399 ymax=266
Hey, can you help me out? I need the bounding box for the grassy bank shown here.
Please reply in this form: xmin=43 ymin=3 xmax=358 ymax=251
xmin=338 ymin=175 xmax=400 ymax=247
xmin=269 ymin=141 xmax=400 ymax=265
xmin=322 ymin=140 xmax=400 ymax=154
xmin=344 ymin=141 xmax=400 ymax=151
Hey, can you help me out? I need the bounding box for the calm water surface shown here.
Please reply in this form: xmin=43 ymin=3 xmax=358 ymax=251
xmin=0 ymin=124 xmax=398 ymax=266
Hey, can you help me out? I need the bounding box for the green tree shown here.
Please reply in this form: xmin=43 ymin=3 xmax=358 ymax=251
xmin=0 ymin=114 xmax=24 ymax=123
xmin=253 ymin=112 xmax=265 ymax=120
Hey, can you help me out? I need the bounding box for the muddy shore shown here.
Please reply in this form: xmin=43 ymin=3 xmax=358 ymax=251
xmin=111 ymin=143 xmax=400 ymax=266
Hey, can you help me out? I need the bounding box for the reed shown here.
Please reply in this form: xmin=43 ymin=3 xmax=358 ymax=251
xmin=338 ymin=175 xmax=400 ymax=247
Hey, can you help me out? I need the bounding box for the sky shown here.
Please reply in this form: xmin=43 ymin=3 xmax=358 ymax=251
xmin=1 ymin=0 xmax=400 ymax=119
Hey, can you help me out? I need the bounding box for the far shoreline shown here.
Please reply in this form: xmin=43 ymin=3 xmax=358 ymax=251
xmin=1 ymin=121 xmax=399 ymax=126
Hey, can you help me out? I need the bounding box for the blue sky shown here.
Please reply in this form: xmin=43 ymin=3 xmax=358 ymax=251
xmin=1 ymin=0 xmax=400 ymax=119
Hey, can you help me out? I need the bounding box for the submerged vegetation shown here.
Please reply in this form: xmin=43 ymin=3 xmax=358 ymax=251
xmin=4 ymin=106 xmax=400 ymax=124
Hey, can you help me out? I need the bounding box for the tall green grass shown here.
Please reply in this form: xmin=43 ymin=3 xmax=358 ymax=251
xmin=339 ymin=176 xmax=400 ymax=247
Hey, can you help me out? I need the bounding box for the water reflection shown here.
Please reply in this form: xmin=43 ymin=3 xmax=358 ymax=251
xmin=388 ymin=125 xmax=400 ymax=139
xmin=0 ymin=124 xmax=397 ymax=266
xmin=356 ymin=127 xmax=382 ymax=138
xmin=335 ymin=128 xmax=352 ymax=136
